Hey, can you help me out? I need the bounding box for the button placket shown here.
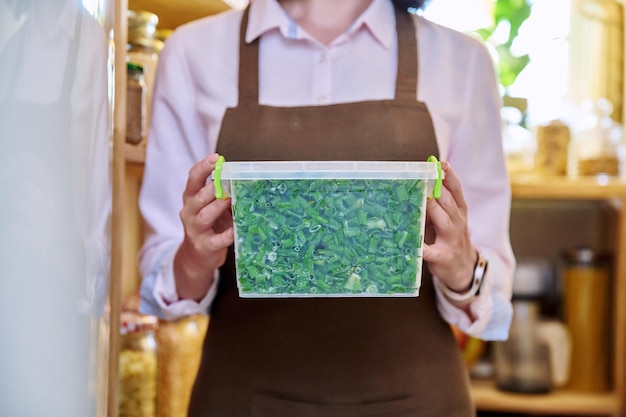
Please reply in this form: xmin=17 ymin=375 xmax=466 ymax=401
xmin=312 ymin=48 xmax=332 ymax=105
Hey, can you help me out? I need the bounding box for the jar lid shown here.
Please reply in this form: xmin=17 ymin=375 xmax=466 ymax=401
xmin=127 ymin=10 xmax=159 ymax=27
xmin=155 ymin=28 xmax=174 ymax=42
xmin=562 ymin=247 xmax=612 ymax=265
xmin=120 ymin=312 xmax=157 ymax=335
xmin=128 ymin=10 xmax=159 ymax=43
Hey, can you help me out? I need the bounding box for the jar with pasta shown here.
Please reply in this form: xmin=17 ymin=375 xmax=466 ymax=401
xmin=156 ymin=314 xmax=209 ymax=417
xmin=119 ymin=312 xmax=158 ymax=417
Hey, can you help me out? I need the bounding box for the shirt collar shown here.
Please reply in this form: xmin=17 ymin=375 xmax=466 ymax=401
xmin=245 ymin=0 xmax=288 ymax=43
xmin=245 ymin=0 xmax=396 ymax=49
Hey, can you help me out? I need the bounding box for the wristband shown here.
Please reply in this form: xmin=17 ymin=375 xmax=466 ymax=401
xmin=438 ymin=252 xmax=488 ymax=305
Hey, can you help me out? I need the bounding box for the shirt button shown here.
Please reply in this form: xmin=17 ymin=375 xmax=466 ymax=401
xmin=318 ymin=53 xmax=326 ymax=63
xmin=316 ymin=95 xmax=327 ymax=104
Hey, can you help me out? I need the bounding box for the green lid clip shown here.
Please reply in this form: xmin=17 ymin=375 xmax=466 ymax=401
xmin=427 ymin=155 xmax=443 ymax=199
xmin=214 ymin=155 xmax=227 ymax=200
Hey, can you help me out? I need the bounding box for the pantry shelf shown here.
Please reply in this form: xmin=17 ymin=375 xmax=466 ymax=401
xmin=507 ymin=171 xmax=626 ymax=417
xmin=124 ymin=143 xmax=146 ymax=164
xmin=120 ymin=144 xmax=626 ymax=416
xmin=510 ymin=173 xmax=626 ymax=199
xmin=472 ymin=380 xmax=620 ymax=416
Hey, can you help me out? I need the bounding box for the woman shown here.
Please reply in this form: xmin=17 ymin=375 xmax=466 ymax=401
xmin=139 ymin=0 xmax=515 ymax=415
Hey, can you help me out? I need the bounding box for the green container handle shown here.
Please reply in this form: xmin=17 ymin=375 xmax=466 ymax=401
xmin=214 ymin=155 xmax=227 ymax=200
xmin=427 ymin=155 xmax=443 ymax=199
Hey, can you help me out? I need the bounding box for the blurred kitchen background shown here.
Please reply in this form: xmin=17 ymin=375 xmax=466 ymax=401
xmin=1 ymin=0 xmax=626 ymax=416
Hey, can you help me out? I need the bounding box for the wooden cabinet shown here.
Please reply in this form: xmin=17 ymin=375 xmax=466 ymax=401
xmin=471 ymin=174 xmax=626 ymax=417
xmin=114 ymin=150 xmax=626 ymax=417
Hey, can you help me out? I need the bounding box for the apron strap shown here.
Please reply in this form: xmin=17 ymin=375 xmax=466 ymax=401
xmin=237 ymin=5 xmax=419 ymax=106
xmin=394 ymin=8 xmax=419 ymax=104
xmin=238 ymin=8 xmax=258 ymax=105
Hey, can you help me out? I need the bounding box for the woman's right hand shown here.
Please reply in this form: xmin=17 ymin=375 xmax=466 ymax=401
xmin=173 ymin=153 xmax=234 ymax=301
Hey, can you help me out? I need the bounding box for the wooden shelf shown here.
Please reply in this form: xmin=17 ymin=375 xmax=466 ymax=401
xmin=124 ymin=143 xmax=145 ymax=164
xmin=128 ymin=0 xmax=233 ymax=29
xmin=472 ymin=380 xmax=620 ymax=416
xmin=510 ymin=173 xmax=626 ymax=200
xmin=122 ymin=144 xmax=626 ymax=415
xmin=506 ymin=171 xmax=626 ymax=417
xmin=111 ymin=2 xmax=618 ymax=416
xmin=123 ymin=151 xmax=626 ymax=200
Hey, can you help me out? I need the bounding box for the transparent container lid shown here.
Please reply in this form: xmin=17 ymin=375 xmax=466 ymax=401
xmin=215 ymin=160 xmax=441 ymax=180
xmin=212 ymin=157 xmax=444 ymax=200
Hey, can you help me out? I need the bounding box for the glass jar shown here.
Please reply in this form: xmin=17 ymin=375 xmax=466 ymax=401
xmin=501 ymin=106 xmax=535 ymax=174
xmin=493 ymin=258 xmax=554 ymax=394
xmin=534 ymin=119 xmax=571 ymax=176
xmin=493 ymin=299 xmax=552 ymax=394
xmin=127 ymin=38 xmax=162 ymax=95
xmin=127 ymin=38 xmax=163 ymax=140
xmin=156 ymin=314 xmax=209 ymax=417
xmin=562 ymin=247 xmax=612 ymax=392
xmin=119 ymin=313 xmax=158 ymax=417
xmin=567 ymin=99 xmax=623 ymax=178
xmin=126 ymin=62 xmax=146 ymax=145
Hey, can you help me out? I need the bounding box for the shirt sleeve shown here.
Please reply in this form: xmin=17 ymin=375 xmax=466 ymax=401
xmin=433 ymin=36 xmax=515 ymax=341
xmin=138 ymin=29 xmax=219 ymax=320
xmin=139 ymin=243 xmax=219 ymax=319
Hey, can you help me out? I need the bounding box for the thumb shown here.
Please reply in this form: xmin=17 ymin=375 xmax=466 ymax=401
xmin=422 ymin=243 xmax=443 ymax=263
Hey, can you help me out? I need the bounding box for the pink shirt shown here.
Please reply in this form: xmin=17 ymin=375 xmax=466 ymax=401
xmin=139 ymin=0 xmax=515 ymax=340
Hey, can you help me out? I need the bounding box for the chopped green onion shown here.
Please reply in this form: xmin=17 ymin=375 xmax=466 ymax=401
xmin=231 ymin=178 xmax=427 ymax=296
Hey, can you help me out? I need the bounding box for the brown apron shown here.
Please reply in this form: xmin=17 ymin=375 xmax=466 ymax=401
xmin=188 ymin=6 xmax=474 ymax=417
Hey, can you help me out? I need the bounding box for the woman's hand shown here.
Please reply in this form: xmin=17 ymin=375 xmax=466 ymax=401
xmin=423 ymin=161 xmax=477 ymax=293
xmin=173 ymin=153 xmax=235 ymax=301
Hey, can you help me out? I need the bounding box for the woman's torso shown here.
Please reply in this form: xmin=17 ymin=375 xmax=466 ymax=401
xmin=186 ymin=4 xmax=474 ymax=416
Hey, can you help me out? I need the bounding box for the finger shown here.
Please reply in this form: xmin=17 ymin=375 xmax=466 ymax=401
xmin=193 ymin=225 xmax=235 ymax=255
xmin=422 ymin=242 xmax=452 ymax=264
xmin=195 ymin=198 xmax=232 ymax=232
xmin=440 ymin=161 xmax=468 ymax=216
xmin=211 ymin=226 xmax=235 ymax=249
xmin=187 ymin=180 xmax=220 ymax=215
xmin=422 ymin=243 xmax=454 ymax=264
xmin=183 ymin=153 xmax=222 ymax=200
xmin=426 ymin=196 xmax=452 ymax=233
xmin=214 ymin=203 xmax=235 ymax=233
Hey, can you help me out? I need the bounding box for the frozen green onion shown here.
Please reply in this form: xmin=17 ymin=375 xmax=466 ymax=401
xmin=231 ymin=178 xmax=426 ymax=295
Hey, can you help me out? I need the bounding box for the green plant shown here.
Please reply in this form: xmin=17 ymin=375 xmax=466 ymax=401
xmin=476 ymin=0 xmax=533 ymax=92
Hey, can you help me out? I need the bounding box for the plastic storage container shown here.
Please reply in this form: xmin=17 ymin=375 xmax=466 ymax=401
xmin=213 ymin=158 xmax=443 ymax=298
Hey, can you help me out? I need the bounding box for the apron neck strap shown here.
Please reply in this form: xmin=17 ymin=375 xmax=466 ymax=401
xmin=394 ymin=7 xmax=419 ymax=104
xmin=237 ymin=6 xmax=419 ymax=105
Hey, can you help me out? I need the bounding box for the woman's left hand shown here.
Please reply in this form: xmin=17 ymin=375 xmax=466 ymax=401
xmin=423 ymin=161 xmax=477 ymax=293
